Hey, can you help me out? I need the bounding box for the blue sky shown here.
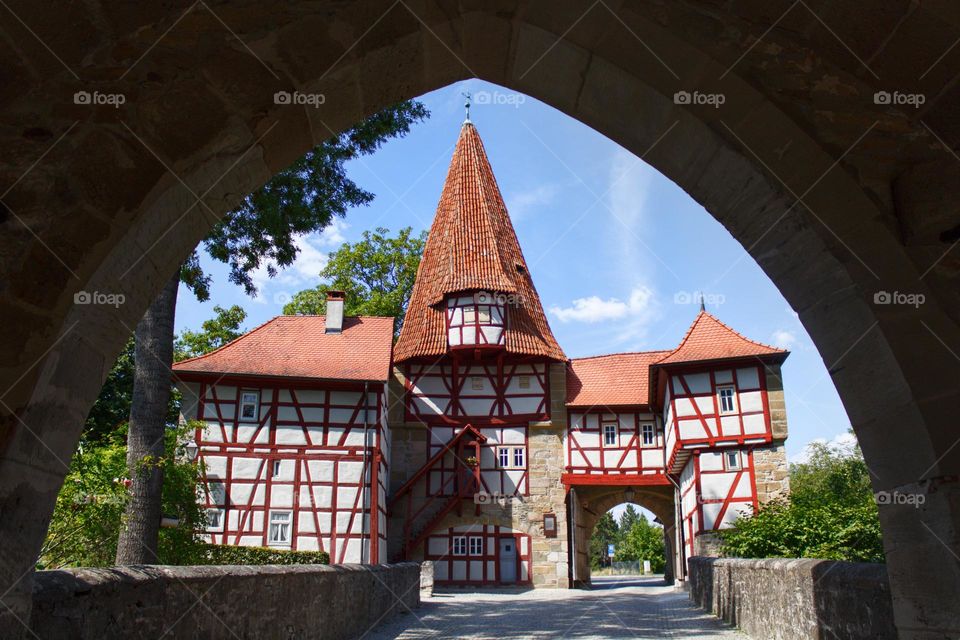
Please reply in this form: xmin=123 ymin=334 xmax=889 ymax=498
xmin=176 ymin=79 xmax=853 ymax=485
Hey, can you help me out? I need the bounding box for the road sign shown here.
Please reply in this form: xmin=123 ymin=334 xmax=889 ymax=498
xmin=607 ymin=544 xmax=615 ymax=556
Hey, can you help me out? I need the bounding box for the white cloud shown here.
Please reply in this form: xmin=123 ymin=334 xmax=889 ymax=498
xmin=248 ymin=219 xmax=349 ymax=301
xmin=790 ymin=431 xmax=858 ymax=464
xmin=607 ymin=149 xmax=657 ymax=280
xmin=506 ymin=184 xmax=559 ymax=220
xmin=771 ymin=329 xmax=797 ymax=349
xmin=549 ymin=286 xmax=655 ymax=324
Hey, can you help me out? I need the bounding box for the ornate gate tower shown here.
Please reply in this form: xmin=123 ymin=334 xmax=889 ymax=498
xmin=388 ymin=120 xmax=571 ymax=587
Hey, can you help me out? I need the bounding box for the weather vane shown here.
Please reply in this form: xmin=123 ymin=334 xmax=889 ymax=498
xmin=462 ymin=91 xmax=471 ymax=123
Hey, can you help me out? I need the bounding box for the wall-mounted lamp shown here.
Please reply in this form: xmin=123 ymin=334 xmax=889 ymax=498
xmin=624 ymin=488 xmax=635 ymax=503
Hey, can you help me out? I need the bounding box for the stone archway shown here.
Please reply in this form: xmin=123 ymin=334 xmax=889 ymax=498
xmin=570 ymin=485 xmax=676 ymax=587
xmin=1 ymin=3 xmax=959 ymax=636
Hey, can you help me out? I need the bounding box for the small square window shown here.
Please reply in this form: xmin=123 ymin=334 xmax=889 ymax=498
xmin=206 ymin=508 xmax=224 ymax=531
xmin=718 ymin=386 xmax=736 ymax=414
xmin=452 ymin=536 xmax=467 ymax=556
xmin=513 ymin=447 xmax=525 ymax=468
xmin=268 ymin=511 xmax=291 ymax=545
xmin=725 ymin=450 xmax=742 ymax=471
xmin=641 ymin=424 xmax=655 ymax=446
xmin=518 ymin=375 xmax=531 ymax=389
xmin=463 ymin=307 xmax=476 ymax=324
xmin=477 ymin=307 xmax=491 ymax=323
xmin=272 ymin=460 xmax=281 ymax=478
xmin=239 ymin=390 xmax=260 ymax=422
xmin=603 ymin=423 xmax=617 ymax=447
xmin=498 ymin=447 xmax=510 ymax=468
xmin=469 ymin=536 xmax=484 ymax=555
xmin=472 ymin=377 xmax=484 ymax=390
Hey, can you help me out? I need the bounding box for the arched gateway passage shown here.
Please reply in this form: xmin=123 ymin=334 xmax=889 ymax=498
xmin=1 ymin=3 xmax=959 ymax=637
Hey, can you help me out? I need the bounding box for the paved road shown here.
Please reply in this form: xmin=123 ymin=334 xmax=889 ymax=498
xmin=363 ymin=575 xmax=741 ymax=639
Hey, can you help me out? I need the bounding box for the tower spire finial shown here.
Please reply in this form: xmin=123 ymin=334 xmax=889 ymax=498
xmin=699 ymin=291 xmax=705 ymax=312
xmin=461 ymin=91 xmax=472 ymax=123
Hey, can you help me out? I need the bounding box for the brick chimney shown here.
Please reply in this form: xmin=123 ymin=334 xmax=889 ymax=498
xmin=325 ymin=290 xmax=345 ymax=334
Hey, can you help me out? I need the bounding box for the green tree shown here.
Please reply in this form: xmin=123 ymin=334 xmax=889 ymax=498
xmin=719 ymin=436 xmax=884 ymax=563
xmin=176 ymin=305 xmax=247 ymax=360
xmin=617 ymin=504 xmax=642 ymax=533
xmin=40 ymin=422 xmax=205 ymax=569
xmin=615 ymin=514 xmax=666 ymax=573
xmin=589 ymin=512 xmax=619 ymax=569
xmin=282 ymin=226 xmax=426 ymax=334
xmin=117 ymin=102 xmax=428 ymax=563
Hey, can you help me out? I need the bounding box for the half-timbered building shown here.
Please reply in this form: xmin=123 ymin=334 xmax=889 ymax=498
xmin=173 ymin=118 xmax=791 ymax=588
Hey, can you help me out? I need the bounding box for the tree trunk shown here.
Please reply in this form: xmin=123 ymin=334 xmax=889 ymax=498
xmin=115 ymin=272 xmax=179 ymax=564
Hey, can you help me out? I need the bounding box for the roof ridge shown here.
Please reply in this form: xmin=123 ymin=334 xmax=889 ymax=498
xmin=570 ymin=349 xmax=672 ymax=362
xmin=174 ymin=315 xmax=280 ymax=367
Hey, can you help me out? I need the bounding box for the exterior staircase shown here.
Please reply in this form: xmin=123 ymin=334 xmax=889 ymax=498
xmin=388 ymin=424 xmax=486 ymax=561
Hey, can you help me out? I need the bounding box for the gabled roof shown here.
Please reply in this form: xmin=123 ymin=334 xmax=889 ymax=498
xmin=567 ymin=351 xmax=670 ymax=407
xmin=656 ymin=310 xmax=787 ymax=365
xmin=394 ymin=122 xmax=565 ymax=362
xmin=172 ymin=315 xmax=394 ymax=383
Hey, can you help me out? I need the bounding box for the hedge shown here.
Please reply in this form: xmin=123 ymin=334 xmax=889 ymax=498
xmin=197 ymin=544 xmax=330 ymax=566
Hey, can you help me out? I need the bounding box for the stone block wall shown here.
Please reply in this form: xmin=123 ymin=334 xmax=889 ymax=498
xmin=753 ymin=442 xmax=790 ymax=503
xmin=30 ymin=563 xmax=421 ymax=640
xmin=688 ymin=557 xmax=895 ymax=639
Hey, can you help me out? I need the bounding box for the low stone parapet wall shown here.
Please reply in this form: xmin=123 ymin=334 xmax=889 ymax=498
xmin=688 ymin=557 xmax=895 ymax=639
xmin=30 ymin=562 xmax=421 ymax=639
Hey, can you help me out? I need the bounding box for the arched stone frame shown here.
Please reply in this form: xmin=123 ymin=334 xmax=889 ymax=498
xmin=1 ymin=4 xmax=958 ymax=636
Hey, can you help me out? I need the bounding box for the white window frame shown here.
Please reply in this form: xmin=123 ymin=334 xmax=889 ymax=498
xmin=452 ymin=535 xmax=468 ymax=556
xmin=512 ymin=446 xmax=525 ymax=468
xmin=239 ymin=390 xmax=260 ymax=422
xmin=205 ymin=508 xmax=224 ymax=532
xmin=498 ymin=447 xmax=510 ymax=468
xmin=471 ymin=376 xmax=484 ymax=390
xmin=518 ymin=375 xmax=531 ymax=389
xmin=267 ymin=510 xmax=292 ymax=546
xmin=602 ymin=423 xmax=618 ymax=447
xmin=463 ymin=307 xmax=476 ymax=324
xmin=469 ymin=536 xmax=484 ymax=555
xmin=272 ymin=460 xmax=282 ymax=478
xmin=641 ymin=423 xmax=655 ymax=447
xmin=724 ymin=450 xmax=742 ymax=471
xmin=717 ymin=385 xmax=737 ymax=414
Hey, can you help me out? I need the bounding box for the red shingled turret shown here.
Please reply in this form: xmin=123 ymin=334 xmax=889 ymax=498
xmin=394 ymin=122 xmax=565 ymax=362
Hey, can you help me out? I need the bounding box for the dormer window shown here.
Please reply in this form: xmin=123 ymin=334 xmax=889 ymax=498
xmin=446 ymin=291 xmax=507 ymax=348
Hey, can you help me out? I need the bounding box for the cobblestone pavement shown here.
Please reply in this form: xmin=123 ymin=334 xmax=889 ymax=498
xmin=362 ymin=576 xmax=742 ymax=639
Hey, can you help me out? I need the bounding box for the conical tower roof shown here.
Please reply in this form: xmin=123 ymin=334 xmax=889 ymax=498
xmin=394 ymin=122 xmax=565 ymax=362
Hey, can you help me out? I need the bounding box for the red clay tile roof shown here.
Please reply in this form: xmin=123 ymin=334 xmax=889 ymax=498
xmin=567 ymin=351 xmax=671 ymax=407
xmin=656 ymin=310 xmax=787 ymax=365
xmin=566 ymin=311 xmax=788 ymax=406
xmin=172 ymin=315 xmax=394 ymax=382
xmin=394 ymin=122 xmax=565 ymax=362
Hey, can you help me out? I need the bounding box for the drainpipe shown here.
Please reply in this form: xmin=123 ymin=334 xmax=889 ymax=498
xmin=361 ymin=381 xmax=370 ymax=564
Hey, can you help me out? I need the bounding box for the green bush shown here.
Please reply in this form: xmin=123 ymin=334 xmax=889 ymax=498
xmin=197 ymin=544 xmax=329 ymax=565
xmin=719 ymin=436 xmax=884 ymax=563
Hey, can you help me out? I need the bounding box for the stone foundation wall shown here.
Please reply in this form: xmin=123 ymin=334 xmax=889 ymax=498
xmin=688 ymin=557 xmax=895 ymax=640
xmin=30 ymin=563 xmax=421 ymax=640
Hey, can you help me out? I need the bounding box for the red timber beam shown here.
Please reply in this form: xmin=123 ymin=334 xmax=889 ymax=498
xmin=560 ymin=473 xmax=672 ymax=487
